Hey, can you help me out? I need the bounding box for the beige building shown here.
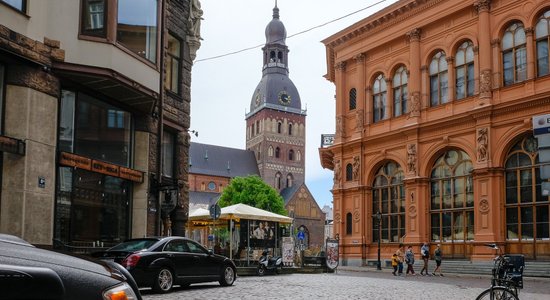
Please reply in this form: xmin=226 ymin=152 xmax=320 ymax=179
xmin=0 ymin=0 xmax=199 ymax=249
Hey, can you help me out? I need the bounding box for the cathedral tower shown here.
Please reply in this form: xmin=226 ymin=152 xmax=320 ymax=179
xmin=245 ymin=4 xmax=306 ymax=192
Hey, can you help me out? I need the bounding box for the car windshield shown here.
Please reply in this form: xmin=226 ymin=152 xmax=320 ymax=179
xmin=109 ymin=239 xmax=158 ymax=251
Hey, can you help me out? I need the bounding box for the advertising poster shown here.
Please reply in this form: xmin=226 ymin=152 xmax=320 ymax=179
xmin=282 ymin=237 xmax=294 ymax=267
xmin=325 ymin=238 xmax=339 ymax=270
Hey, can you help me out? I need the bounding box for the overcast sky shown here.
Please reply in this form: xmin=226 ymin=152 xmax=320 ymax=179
xmin=190 ymin=0 xmax=398 ymax=209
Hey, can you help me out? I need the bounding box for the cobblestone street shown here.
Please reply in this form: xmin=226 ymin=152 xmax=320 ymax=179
xmin=141 ymin=271 xmax=549 ymax=300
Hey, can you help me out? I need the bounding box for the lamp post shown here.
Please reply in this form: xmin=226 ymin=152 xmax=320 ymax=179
xmin=374 ymin=211 xmax=382 ymax=270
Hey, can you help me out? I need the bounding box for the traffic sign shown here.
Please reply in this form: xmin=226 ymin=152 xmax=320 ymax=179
xmin=297 ymin=231 xmax=305 ymax=240
xmin=209 ymin=204 xmax=221 ymax=220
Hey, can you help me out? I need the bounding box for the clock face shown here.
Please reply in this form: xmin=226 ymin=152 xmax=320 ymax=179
xmin=278 ymin=91 xmax=291 ymax=105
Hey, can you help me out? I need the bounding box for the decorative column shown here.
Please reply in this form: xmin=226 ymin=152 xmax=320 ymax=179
xmin=354 ymin=54 xmax=366 ymax=136
xmin=406 ymin=28 xmax=421 ymax=120
xmin=335 ymin=61 xmax=347 ymax=142
xmin=525 ymin=27 xmax=535 ymax=80
xmin=475 ymin=0 xmax=493 ymax=103
xmin=446 ymin=56 xmax=455 ymax=102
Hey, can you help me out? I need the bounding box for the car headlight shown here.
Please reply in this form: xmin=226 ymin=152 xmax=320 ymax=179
xmin=103 ymin=282 xmax=139 ymax=300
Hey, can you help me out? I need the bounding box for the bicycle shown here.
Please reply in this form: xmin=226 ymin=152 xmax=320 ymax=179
xmin=475 ymin=244 xmax=524 ymax=300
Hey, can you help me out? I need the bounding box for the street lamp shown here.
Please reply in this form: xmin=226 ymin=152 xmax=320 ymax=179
xmin=374 ymin=211 xmax=382 ymax=270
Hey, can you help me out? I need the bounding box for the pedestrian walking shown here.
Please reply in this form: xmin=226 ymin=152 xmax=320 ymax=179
xmin=432 ymin=243 xmax=443 ymax=276
xmin=391 ymin=253 xmax=399 ymax=276
xmin=396 ymin=243 xmax=405 ymax=276
xmin=419 ymin=242 xmax=430 ymax=276
xmin=405 ymin=245 xmax=416 ymax=275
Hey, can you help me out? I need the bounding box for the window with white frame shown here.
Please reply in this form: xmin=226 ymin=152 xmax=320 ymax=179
xmin=455 ymin=41 xmax=475 ymax=100
xmin=502 ymin=22 xmax=527 ymax=86
xmin=429 ymin=51 xmax=448 ymax=106
xmin=536 ymin=10 xmax=550 ymax=77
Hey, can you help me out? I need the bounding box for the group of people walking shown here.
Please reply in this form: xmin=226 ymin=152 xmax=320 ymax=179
xmin=391 ymin=243 xmax=443 ymax=277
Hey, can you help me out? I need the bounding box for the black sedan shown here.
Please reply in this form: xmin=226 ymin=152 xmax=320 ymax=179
xmin=0 ymin=233 xmax=141 ymax=300
xmin=92 ymin=236 xmax=236 ymax=293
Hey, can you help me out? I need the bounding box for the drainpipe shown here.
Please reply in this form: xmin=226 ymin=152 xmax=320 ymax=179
xmin=156 ymin=0 xmax=166 ymax=236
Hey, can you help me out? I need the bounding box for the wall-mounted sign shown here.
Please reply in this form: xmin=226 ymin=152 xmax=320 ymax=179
xmin=320 ymin=134 xmax=335 ymax=148
xmin=38 ymin=177 xmax=45 ymax=188
xmin=59 ymin=152 xmax=143 ymax=183
xmin=0 ymin=135 xmax=25 ymax=155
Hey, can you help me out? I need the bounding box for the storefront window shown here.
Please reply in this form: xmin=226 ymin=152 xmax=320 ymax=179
xmin=55 ymin=167 xmax=131 ymax=245
xmin=117 ymin=0 xmax=157 ymax=62
xmin=59 ymin=91 xmax=76 ymax=152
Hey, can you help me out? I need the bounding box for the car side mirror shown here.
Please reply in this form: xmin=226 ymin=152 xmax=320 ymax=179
xmin=208 ymin=249 xmax=214 ymax=255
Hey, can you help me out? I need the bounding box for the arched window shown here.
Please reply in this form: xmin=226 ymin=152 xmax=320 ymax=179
xmin=256 ymin=120 xmax=260 ymax=134
xmin=455 ymin=41 xmax=475 ymax=100
xmin=373 ymin=74 xmax=387 ymax=122
xmin=297 ymin=151 xmax=302 ymax=161
xmin=286 ymin=173 xmax=293 ymax=188
xmin=277 ymin=122 xmax=282 ymax=134
xmin=251 ymin=123 xmax=255 ymax=136
xmin=393 ymin=66 xmax=408 ymax=117
xmin=268 ymin=146 xmax=274 ymax=157
xmin=289 ymin=149 xmax=294 ymax=161
xmin=502 ymin=22 xmax=527 ymax=86
xmin=277 ymin=51 xmax=283 ymax=63
xmin=430 ymin=51 xmax=448 ymax=106
xmin=505 ymin=135 xmax=549 ymax=242
xmin=288 ymin=123 xmax=293 ymax=136
xmin=270 ymin=51 xmax=276 ymax=62
xmin=275 ymin=147 xmax=280 ymax=158
xmin=430 ymin=150 xmax=474 ymax=246
xmin=536 ymin=10 xmax=550 ymax=77
xmin=349 ymin=88 xmax=357 ymax=110
xmin=346 ymin=163 xmax=353 ymax=181
xmin=346 ymin=212 xmax=353 ymax=235
xmin=275 ymin=172 xmax=282 ymax=189
xmin=372 ymin=162 xmax=405 ymax=242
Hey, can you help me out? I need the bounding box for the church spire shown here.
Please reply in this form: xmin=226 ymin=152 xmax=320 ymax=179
xmin=273 ymin=0 xmax=279 ymax=19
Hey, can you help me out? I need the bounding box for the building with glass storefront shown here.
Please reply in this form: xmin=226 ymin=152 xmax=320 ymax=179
xmin=319 ymin=0 xmax=550 ymax=263
xmin=0 ymin=0 xmax=200 ymax=249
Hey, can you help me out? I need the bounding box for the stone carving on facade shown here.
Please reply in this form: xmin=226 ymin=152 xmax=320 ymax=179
xmin=477 ymin=127 xmax=489 ymax=162
xmin=406 ymin=28 xmax=421 ymax=43
xmin=408 ymin=205 xmax=417 ymax=218
xmin=355 ymin=109 xmax=364 ymax=132
xmin=408 ymin=92 xmax=420 ymax=117
xmin=353 ymin=53 xmax=365 ymax=63
xmin=335 ymin=61 xmax=347 ymax=71
xmin=474 ymin=0 xmax=491 ymax=14
xmin=352 ymin=156 xmax=360 ymax=180
xmin=334 ymin=212 xmax=341 ymax=224
xmin=336 ymin=116 xmax=344 ymax=137
xmin=479 ymin=69 xmax=492 ymax=98
xmin=353 ymin=209 xmax=360 ymax=222
xmin=479 ymin=199 xmax=490 ymax=213
xmin=187 ymin=0 xmax=203 ymax=60
xmin=407 ymin=144 xmax=417 ymax=174
xmin=333 ymin=158 xmax=341 ymax=185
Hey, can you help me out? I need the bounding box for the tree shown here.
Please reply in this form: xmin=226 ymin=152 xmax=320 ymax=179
xmin=218 ymin=175 xmax=287 ymax=216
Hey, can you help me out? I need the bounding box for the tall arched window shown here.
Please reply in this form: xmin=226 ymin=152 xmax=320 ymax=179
xmin=270 ymin=51 xmax=276 ymax=62
xmin=393 ymin=66 xmax=408 ymax=117
xmin=275 ymin=172 xmax=282 ymax=189
xmin=256 ymin=120 xmax=260 ymax=134
xmin=455 ymin=41 xmax=475 ymax=100
xmin=502 ymin=22 xmax=527 ymax=86
xmin=430 ymin=51 xmax=448 ymax=106
xmin=277 ymin=51 xmax=283 ymax=63
xmin=345 ymin=163 xmax=353 ymax=181
xmin=505 ymin=135 xmax=549 ymax=242
xmin=277 ymin=122 xmax=282 ymax=134
xmin=373 ymin=74 xmax=387 ymax=122
xmin=536 ymin=10 xmax=550 ymax=77
xmin=297 ymin=151 xmax=302 ymax=161
xmin=346 ymin=212 xmax=353 ymax=235
xmin=289 ymin=149 xmax=294 ymax=161
xmin=430 ymin=150 xmax=474 ymax=245
xmin=288 ymin=123 xmax=293 ymax=136
xmin=268 ymin=146 xmax=274 ymax=157
xmin=275 ymin=147 xmax=280 ymax=158
xmin=349 ymin=88 xmax=357 ymax=110
xmin=372 ymin=162 xmax=405 ymax=242
xmin=286 ymin=173 xmax=293 ymax=188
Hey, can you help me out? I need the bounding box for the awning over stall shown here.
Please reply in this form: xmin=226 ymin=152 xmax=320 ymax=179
xmin=189 ymin=203 xmax=292 ymax=223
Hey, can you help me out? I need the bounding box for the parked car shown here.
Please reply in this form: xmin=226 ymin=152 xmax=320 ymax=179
xmin=91 ymin=236 xmax=237 ymax=293
xmin=0 ymin=233 xmax=141 ymax=300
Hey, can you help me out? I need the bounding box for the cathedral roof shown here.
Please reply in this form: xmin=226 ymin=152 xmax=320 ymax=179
xmin=248 ymin=72 xmax=304 ymax=116
xmin=265 ymin=5 xmax=286 ymax=45
xmin=189 ymin=142 xmax=260 ymax=178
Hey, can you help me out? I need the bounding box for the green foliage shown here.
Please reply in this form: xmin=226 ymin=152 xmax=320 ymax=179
xmin=218 ymin=175 xmax=287 ymax=216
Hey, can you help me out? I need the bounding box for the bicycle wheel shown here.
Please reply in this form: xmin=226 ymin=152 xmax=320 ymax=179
xmin=476 ymin=287 xmax=518 ymax=300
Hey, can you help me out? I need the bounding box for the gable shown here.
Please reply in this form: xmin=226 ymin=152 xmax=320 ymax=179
xmin=284 ymin=183 xmax=325 ymax=221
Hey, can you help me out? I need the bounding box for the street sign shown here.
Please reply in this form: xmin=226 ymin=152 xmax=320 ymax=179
xmin=297 ymin=230 xmax=305 ymax=240
xmin=533 ymin=114 xmax=550 ymax=135
xmin=209 ymin=203 xmax=221 ymax=220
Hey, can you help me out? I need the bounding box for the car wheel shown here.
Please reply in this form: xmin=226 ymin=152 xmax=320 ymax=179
xmin=256 ymin=265 xmax=266 ymax=276
xmin=153 ymin=268 xmax=174 ymax=293
xmin=220 ymin=265 xmax=236 ymax=286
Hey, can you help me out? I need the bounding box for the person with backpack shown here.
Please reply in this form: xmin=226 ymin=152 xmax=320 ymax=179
xmin=405 ymin=245 xmax=416 ymax=275
xmin=391 ymin=253 xmax=399 ymax=276
xmin=420 ymin=242 xmax=430 ymax=276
